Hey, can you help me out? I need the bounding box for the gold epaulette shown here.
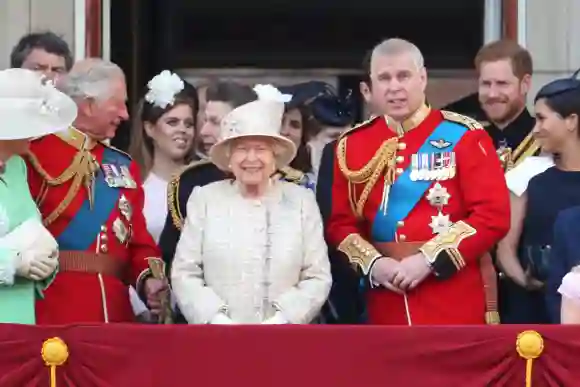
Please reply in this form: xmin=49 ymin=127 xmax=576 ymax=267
xmin=441 ymin=110 xmax=484 ymax=131
xmin=338 ymin=115 xmax=379 ymax=140
xmin=511 ymin=132 xmax=540 ymax=169
xmin=167 ymin=159 xmax=212 ymax=231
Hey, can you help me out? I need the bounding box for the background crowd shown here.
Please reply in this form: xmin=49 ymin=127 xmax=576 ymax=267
xmin=1 ymin=29 xmax=580 ymax=326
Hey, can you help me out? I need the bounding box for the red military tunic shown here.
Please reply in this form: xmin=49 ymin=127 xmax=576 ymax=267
xmin=327 ymin=106 xmax=510 ymax=325
xmin=25 ymin=128 xmax=162 ymax=324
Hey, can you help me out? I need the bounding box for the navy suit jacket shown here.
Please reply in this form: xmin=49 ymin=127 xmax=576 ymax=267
xmin=547 ymin=206 xmax=580 ymax=323
xmin=316 ymin=140 xmax=366 ymax=323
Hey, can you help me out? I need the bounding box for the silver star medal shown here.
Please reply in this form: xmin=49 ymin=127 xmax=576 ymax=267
xmin=426 ymin=183 xmax=450 ymax=207
xmin=426 ymin=183 xmax=452 ymax=235
xmin=429 ymin=212 xmax=452 ymax=235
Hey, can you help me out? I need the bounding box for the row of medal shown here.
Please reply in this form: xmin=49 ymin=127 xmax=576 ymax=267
xmin=409 ymin=152 xmax=456 ymax=181
xmin=102 ymin=163 xmax=137 ymax=189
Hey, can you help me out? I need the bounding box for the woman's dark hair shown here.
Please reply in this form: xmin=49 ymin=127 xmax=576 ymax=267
xmin=129 ymin=81 xmax=199 ymax=178
xmin=534 ymin=70 xmax=580 ymax=135
xmin=287 ymin=105 xmax=314 ymax=174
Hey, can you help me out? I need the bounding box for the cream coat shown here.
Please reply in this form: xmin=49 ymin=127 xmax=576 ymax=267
xmin=171 ymin=180 xmax=331 ymax=324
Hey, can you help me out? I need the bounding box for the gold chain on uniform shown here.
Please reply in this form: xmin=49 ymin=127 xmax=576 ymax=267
xmin=27 ymin=148 xmax=99 ymax=226
xmin=337 ymin=136 xmax=399 ymax=218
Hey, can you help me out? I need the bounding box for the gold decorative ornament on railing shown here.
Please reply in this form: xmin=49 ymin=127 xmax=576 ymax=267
xmin=516 ymin=330 xmax=544 ymax=387
xmin=41 ymin=337 xmax=69 ymax=387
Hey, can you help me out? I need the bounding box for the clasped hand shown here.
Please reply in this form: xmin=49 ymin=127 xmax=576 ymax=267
xmin=143 ymin=278 xmax=169 ymax=316
xmin=370 ymin=253 xmax=432 ymax=292
xmin=0 ymin=218 xmax=59 ymax=281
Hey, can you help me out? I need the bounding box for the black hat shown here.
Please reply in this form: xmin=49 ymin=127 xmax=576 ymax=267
xmin=535 ymin=68 xmax=580 ymax=102
xmin=279 ymin=81 xmax=335 ymax=110
xmin=279 ymin=81 xmax=354 ymax=127
xmin=310 ymin=91 xmax=355 ymax=127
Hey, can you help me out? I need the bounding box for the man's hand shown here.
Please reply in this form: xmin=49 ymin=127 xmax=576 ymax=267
xmin=143 ymin=277 xmax=168 ymax=315
xmin=370 ymin=257 xmax=403 ymax=293
xmin=391 ymin=253 xmax=432 ymax=291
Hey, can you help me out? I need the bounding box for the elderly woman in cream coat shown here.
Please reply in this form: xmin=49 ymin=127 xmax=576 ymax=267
xmin=171 ymin=85 xmax=331 ymax=324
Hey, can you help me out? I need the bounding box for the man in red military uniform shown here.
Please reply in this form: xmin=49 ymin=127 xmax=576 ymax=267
xmin=25 ymin=58 xmax=167 ymax=324
xmin=326 ymin=38 xmax=511 ymax=325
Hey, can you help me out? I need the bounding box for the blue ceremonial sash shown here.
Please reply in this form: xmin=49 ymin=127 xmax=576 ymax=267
xmin=371 ymin=121 xmax=468 ymax=242
xmin=56 ymin=147 xmax=130 ymax=250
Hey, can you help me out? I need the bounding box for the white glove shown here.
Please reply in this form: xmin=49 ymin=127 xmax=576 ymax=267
xmin=210 ymin=312 xmax=235 ymax=325
xmin=262 ymin=311 xmax=288 ymax=325
xmin=0 ymin=219 xmax=58 ymax=281
xmin=17 ymin=249 xmax=58 ymax=281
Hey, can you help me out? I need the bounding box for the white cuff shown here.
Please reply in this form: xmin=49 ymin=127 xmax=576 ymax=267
xmin=262 ymin=311 xmax=288 ymax=324
xmin=210 ymin=312 xmax=234 ymax=325
xmin=559 ymin=272 xmax=580 ymax=300
xmin=368 ymin=258 xmax=383 ymax=288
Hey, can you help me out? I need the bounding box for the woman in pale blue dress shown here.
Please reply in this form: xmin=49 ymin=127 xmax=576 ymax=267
xmin=0 ymin=68 xmax=77 ymax=324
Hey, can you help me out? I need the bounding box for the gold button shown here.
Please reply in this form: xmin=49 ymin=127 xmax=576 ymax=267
xmin=100 ymin=244 xmax=108 ymax=253
xmin=399 ymin=234 xmax=407 ymax=241
xmin=396 ymin=156 xmax=405 ymax=163
xmin=397 ymin=220 xmax=405 ymax=227
xmin=396 ymin=168 xmax=404 ymax=175
xmin=100 ymin=234 xmax=108 ymax=241
xmin=100 ymin=225 xmax=107 ymax=232
xmin=398 ymin=143 xmax=407 ymax=150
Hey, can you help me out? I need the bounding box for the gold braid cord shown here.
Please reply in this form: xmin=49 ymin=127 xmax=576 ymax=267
xmin=511 ymin=132 xmax=540 ymax=170
xmin=167 ymin=160 xmax=211 ymax=231
xmin=167 ymin=173 xmax=183 ymax=231
xmin=27 ymin=149 xmax=99 ymax=226
xmin=337 ymin=136 xmax=399 ymax=218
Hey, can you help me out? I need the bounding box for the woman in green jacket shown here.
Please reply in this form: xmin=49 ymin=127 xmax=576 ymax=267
xmin=0 ymin=68 xmax=77 ymax=324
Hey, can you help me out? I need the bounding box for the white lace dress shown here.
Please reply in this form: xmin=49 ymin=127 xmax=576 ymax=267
xmin=171 ymin=180 xmax=331 ymax=324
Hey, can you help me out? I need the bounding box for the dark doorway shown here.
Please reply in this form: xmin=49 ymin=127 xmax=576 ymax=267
xmin=110 ymin=0 xmax=485 ymax=150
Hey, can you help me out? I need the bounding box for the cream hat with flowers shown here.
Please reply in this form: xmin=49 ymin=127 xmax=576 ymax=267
xmin=209 ymin=84 xmax=297 ymax=171
xmin=0 ymin=68 xmax=77 ymax=140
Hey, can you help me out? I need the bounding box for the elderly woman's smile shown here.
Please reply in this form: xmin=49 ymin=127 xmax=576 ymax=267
xmin=230 ymin=137 xmax=276 ymax=187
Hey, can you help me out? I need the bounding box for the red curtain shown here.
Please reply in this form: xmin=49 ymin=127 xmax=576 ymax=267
xmin=0 ymin=324 xmax=577 ymax=387
xmin=85 ymin=0 xmax=102 ymax=58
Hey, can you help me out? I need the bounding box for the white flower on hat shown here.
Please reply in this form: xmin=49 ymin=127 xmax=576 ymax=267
xmin=144 ymin=70 xmax=185 ymax=109
xmin=38 ymin=78 xmax=60 ymax=115
xmin=253 ymin=84 xmax=292 ymax=103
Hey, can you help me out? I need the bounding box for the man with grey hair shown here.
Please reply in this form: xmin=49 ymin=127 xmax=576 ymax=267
xmin=326 ymin=38 xmax=510 ymax=325
xmin=24 ymin=58 xmax=169 ymax=324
